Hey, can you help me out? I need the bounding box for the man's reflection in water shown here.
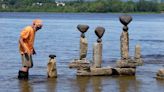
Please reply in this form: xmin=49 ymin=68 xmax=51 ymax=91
xmin=116 ymin=76 xmax=140 ymax=92
xmin=46 ymin=78 xmax=57 ymax=92
xmin=19 ymin=80 xmax=33 ymax=92
xmin=76 ymin=76 xmax=90 ymax=92
xmin=92 ymin=77 xmax=102 ymax=92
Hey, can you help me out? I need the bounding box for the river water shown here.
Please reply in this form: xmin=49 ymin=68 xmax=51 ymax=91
xmin=0 ymin=12 xmax=164 ymax=92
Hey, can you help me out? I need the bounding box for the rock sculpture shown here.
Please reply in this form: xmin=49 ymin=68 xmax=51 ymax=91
xmin=69 ymin=24 xmax=90 ymax=68
xmin=120 ymin=15 xmax=132 ymax=59
xmin=47 ymin=54 xmax=57 ymax=78
xmin=92 ymin=27 xmax=105 ymax=68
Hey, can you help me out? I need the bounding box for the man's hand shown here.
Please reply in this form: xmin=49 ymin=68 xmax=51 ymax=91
xmin=33 ymin=49 xmax=36 ymax=55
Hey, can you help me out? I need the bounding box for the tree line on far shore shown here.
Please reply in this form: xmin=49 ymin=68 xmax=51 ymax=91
xmin=0 ymin=0 xmax=164 ymax=13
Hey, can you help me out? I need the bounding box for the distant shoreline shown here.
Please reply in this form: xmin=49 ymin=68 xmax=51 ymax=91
xmin=0 ymin=11 xmax=163 ymax=14
xmin=0 ymin=1 xmax=163 ymax=13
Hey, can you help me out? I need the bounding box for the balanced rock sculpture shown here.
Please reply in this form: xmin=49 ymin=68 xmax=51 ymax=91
xmin=72 ymin=15 xmax=143 ymax=76
xmin=47 ymin=54 xmax=57 ymax=78
xmin=120 ymin=15 xmax=132 ymax=60
xmin=92 ymin=27 xmax=105 ymax=68
xmin=77 ymin=27 xmax=114 ymax=76
xmin=115 ymin=15 xmax=143 ymax=75
xmin=69 ymin=24 xmax=90 ymax=68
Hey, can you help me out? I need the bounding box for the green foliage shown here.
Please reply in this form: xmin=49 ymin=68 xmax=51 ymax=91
xmin=0 ymin=0 xmax=163 ymax=13
xmin=159 ymin=3 xmax=164 ymax=11
xmin=136 ymin=0 xmax=159 ymax=12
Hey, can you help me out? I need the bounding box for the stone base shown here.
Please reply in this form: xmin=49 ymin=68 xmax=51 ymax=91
xmin=18 ymin=70 xmax=28 ymax=80
xmin=69 ymin=59 xmax=90 ymax=69
xmin=112 ymin=68 xmax=136 ymax=75
xmin=77 ymin=67 xmax=112 ymax=76
xmin=77 ymin=67 xmax=136 ymax=76
xmin=156 ymin=69 xmax=164 ymax=79
xmin=116 ymin=58 xmax=143 ymax=68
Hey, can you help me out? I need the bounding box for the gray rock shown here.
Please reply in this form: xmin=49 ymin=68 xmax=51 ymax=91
xmin=79 ymin=37 xmax=88 ymax=60
xmin=77 ymin=67 xmax=113 ymax=76
xmin=119 ymin=15 xmax=132 ymax=26
xmin=116 ymin=58 xmax=143 ymax=68
xmin=77 ymin=24 xmax=89 ymax=33
xmin=120 ymin=31 xmax=129 ymax=59
xmin=77 ymin=67 xmax=136 ymax=76
xmin=113 ymin=68 xmax=136 ymax=75
xmin=95 ymin=27 xmax=105 ymax=39
xmin=93 ymin=42 xmax=102 ymax=68
xmin=69 ymin=59 xmax=90 ymax=69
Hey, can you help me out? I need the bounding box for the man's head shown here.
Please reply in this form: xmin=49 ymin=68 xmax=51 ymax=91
xmin=32 ymin=19 xmax=43 ymax=31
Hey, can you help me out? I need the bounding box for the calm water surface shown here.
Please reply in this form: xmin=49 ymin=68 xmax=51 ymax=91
xmin=0 ymin=12 xmax=164 ymax=92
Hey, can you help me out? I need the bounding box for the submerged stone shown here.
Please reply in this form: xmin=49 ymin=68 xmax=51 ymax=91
xmin=156 ymin=69 xmax=164 ymax=79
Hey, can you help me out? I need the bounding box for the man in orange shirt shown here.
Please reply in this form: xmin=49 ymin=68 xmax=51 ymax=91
xmin=18 ymin=19 xmax=43 ymax=79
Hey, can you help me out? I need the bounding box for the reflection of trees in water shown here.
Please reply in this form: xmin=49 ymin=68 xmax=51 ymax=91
xmin=76 ymin=76 xmax=90 ymax=92
xmin=76 ymin=76 xmax=102 ymax=92
xmin=19 ymin=80 xmax=33 ymax=92
xmin=46 ymin=78 xmax=57 ymax=92
xmin=116 ymin=76 xmax=140 ymax=92
xmin=91 ymin=77 xmax=102 ymax=92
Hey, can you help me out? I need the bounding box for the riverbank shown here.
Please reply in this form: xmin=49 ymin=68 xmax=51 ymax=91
xmin=0 ymin=11 xmax=162 ymax=15
xmin=0 ymin=0 xmax=163 ymax=13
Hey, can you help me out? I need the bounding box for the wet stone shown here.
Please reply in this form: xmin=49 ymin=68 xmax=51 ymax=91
xmin=79 ymin=37 xmax=88 ymax=60
xmin=156 ymin=69 xmax=164 ymax=79
xmin=77 ymin=67 xmax=136 ymax=76
xmin=134 ymin=58 xmax=143 ymax=66
xmin=77 ymin=67 xmax=113 ymax=76
xmin=116 ymin=58 xmax=143 ymax=68
xmin=93 ymin=42 xmax=102 ymax=68
xmin=77 ymin=24 xmax=89 ymax=33
xmin=119 ymin=15 xmax=132 ymax=26
xmin=69 ymin=59 xmax=90 ymax=69
xmin=123 ymin=26 xmax=128 ymax=31
xmin=120 ymin=31 xmax=129 ymax=59
xmin=95 ymin=27 xmax=105 ymax=39
xmin=113 ymin=68 xmax=136 ymax=75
